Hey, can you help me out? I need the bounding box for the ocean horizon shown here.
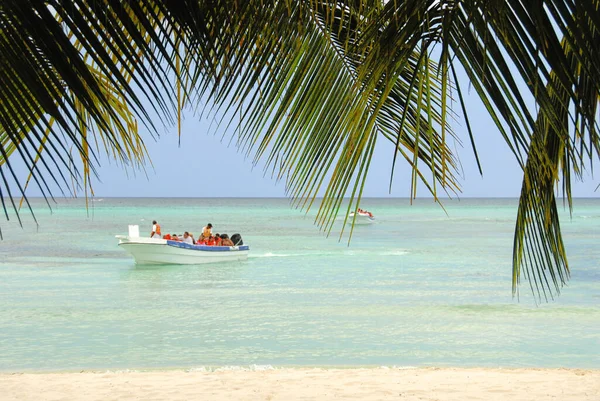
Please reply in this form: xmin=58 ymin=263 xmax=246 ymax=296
xmin=1 ymin=197 xmax=598 ymax=372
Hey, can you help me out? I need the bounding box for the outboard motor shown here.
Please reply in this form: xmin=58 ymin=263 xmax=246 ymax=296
xmin=231 ymin=233 xmax=243 ymax=246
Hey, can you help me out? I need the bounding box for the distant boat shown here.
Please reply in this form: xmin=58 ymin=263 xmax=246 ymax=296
xmin=348 ymin=210 xmax=375 ymax=225
xmin=116 ymin=225 xmax=249 ymax=265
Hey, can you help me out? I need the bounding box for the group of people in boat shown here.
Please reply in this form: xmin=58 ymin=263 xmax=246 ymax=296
xmin=357 ymin=208 xmax=374 ymax=217
xmin=150 ymin=221 xmax=236 ymax=246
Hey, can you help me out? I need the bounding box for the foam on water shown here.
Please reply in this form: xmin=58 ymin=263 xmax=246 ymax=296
xmin=250 ymin=252 xmax=295 ymax=258
xmin=186 ymin=364 xmax=275 ymax=372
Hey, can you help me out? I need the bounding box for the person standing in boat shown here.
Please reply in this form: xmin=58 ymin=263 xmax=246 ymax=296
xmin=201 ymin=223 xmax=213 ymax=240
xmin=150 ymin=220 xmax=162 ymax=239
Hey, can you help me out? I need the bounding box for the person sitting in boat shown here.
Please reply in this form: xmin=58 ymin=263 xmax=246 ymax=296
xmin=182 ymin=231 xmax=194 ymax=244
xmin=150 ymin=220 xmax=162 ymax=239
xmin=357 ymin=208 xmax=373 ymax=217
xmin=163 ymin=233 xmax=172 ymax=240
xmin=204 ymin=235 xmax=216 ymax=246
xmin=197 ymin=235 xmax=207 ymax=245
xmin=171 ymin=234 xmax=180 ymax=241
xmin=220 ymin=234 xmax=234 ymax=246
xmin=214 ymin=234 xmax=222 ymax=246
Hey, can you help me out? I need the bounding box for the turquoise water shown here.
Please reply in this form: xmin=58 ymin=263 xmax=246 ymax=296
xmin=0 ymin=197 xmax=598 ymax=371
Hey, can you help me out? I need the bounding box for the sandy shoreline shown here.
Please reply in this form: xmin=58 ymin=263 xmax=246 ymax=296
xmin=2 ymin=367 xmax=599 ymax=401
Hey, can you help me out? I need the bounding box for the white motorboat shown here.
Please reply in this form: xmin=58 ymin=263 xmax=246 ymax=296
xmin=348 ymin=210 xmax=375 ymax=225
xmin=116 ymin=225 xmax=249 ymax=265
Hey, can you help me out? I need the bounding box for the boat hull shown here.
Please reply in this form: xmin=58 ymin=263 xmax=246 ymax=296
xmin=348 ymin=212 xmax=375 ymax=225
xmin=116 ymin=236 xmax=249 ymax=265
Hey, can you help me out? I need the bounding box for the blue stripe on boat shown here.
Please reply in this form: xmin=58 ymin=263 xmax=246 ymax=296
xmin=166 ymin=241 xmax=249 ymax=251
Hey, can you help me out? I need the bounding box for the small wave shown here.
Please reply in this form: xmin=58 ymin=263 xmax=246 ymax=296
xmin=379 ymin=365 xmax=418 ymax=370
xmin=187 ymin=365 xmax=275 ymax=372
xmin=343 ymin=249 xmax=408 ymax=257
xmin=250 ymin=249 xmax=408 ymax=259
xmin=381 ymin=250 xmax=409 ymax=256
xmin=250 ymin=252 xmax=295 ymax=258
xmin=104 ymin=369 xmax=138 ymax=373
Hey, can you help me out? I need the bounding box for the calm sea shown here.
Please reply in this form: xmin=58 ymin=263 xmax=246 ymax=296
xmin=0 ymin=197 xmax=598 ymax=372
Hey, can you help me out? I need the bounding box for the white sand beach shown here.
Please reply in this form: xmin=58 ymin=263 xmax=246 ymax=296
xmin=2 ymin=367 xmax=599 ymax=401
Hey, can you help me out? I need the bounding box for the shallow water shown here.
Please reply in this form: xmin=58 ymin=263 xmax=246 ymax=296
xmin=0 ymin=197 xmax=598 ymax=371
